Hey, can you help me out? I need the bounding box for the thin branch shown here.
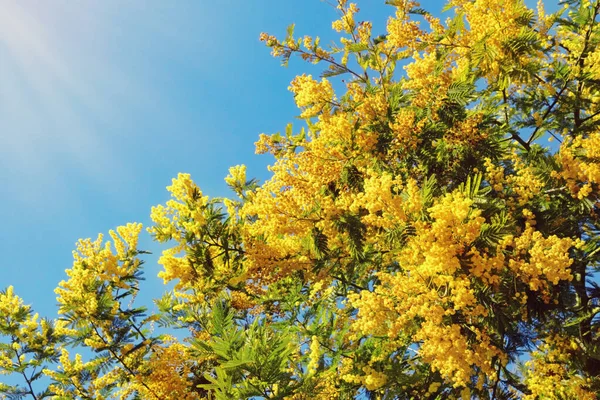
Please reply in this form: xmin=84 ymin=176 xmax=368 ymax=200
xmin=118 ymin=306 xmax=148 ymax=343
xmin=13 ymin=347 xmax=38 ymax=400
xmin=491 ymin=359 xmax=502 ymax=399
xmin=281 ymin=44 xmax=366 ymax=82
xmin=91 ymin=325 xmax=162 ymax=400
xmin=331 ymin=274 xmax=368 ymax=291
xmin=503 ymin=89 xmax=530 ymax=150
xmin=526 ymin=83 xmax=569 ymax=145
xmin=580 ymin=108 xmax=600 ymax=125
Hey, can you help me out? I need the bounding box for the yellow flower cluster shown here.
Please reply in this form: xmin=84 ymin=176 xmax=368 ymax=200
xmin=342 ymin=365 xmax=388 ymax=391
xmin=484 ymin=158 xmax=505 ymax=192
xmin=149 ymin=174 xmax=211 ymax=288
xmin=524 ymin=335 xmax=596 ymax=400
xmin=506 ymin=154 xmax=544 ymax=206
xmin=46 ymin=349 xmax=89 ymax=398
xmin=445 ymin=113 xmax=487 ymax=147
xmin=0 ymin=287 xmax=57 ymax=382
xmin=449 ymin=0 xmax=539 ymax=82
xmin=307 ymin=335 xmax=320 ymax=375
xmin=349 ymin=191 xmax=502 ymax=386
xmin=585 ymin=46 xmax=600 ymax=81
xmin=403 ymin=51 xmax=452 ymax=109
xmin=389 ymin=108 xmax=421 ymax=151
xmin=239 ymin=179 xmax=314 ymax=284
xmin=331 ymin=2 xmax=358 ymax=34
xmin=415 ymin=322 xmax=501 ymax=387
xmin=554 ymin=131 xmax=600 ymax=199
xmin=224 ymin=164 xmax=247 ymax=196
xmin=230 ymin=290 xmax=255 ymax=310
xmin=288 ymin=74 xmax=335 ymax=119
xmin=0 ymin=286 xmax=23 ymax=321
xmin=507 ymin=226 xmax=574 ymax=293
xmin=387 ymin=1 xmax=429 ymax=52
xmin=485 ymin=154 xmax=544 ymax=206
xmin=357 ymin=21 xmax=372 ymax=44
xmin=55 ymin=223 xmax=143 ymax=318
xmin=45 ymin=348 xmax=121 ymax=399
xmin=157 ymin=248 xmax=198 ymax=289
xmin=131 ymin=341 xmax=199 ymax=400
xmin=351 ymin=171 xmax=405 ymax=229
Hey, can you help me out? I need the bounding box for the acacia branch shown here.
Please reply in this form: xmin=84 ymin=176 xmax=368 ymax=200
xmin=13 ymin=346 xmax=38 ymax=400
xmin=90 ymin=325 xmax=162 ymax=400
xmin=502 ymin=89 xmax=530 ymax=150
xmin=279 ymin=44 xmax=366 ymax=82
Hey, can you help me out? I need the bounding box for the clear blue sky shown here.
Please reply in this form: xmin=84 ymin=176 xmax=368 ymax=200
xmin=0 ymin=0 xmax=549 ymax=317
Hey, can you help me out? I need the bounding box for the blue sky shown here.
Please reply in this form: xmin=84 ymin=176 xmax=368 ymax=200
xmin=0 ymin=0 xmax=402 ymax=318
xmin=0 ymin=0 xmax=553 ymax=318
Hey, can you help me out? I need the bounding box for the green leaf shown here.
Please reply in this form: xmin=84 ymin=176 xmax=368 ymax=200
xmin=347 ymin=43 xmax=369 ymax=53
xmin=286 ymin=23 xmax=295 ymax=41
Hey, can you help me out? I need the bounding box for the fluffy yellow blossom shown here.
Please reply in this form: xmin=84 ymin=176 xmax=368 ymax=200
xmin=130 ymin=341 xmax=199 ymax=400
xmin=524 ymin=335 xmax=596 ymax=400
xmin=307 ymin=335 xmax=321 ymax=374
xmin=508 ymin=226 xmax=574 ymax=293
xmin=331 ymin=3 xmax=358 ymax=34
xmin=55 ymin=223 xmax=143 ymax=317
xmin=349 ymin=191 xmax=505 ymax=386
xmin=362 ymin=366 xmax=388 ymax=391
xmin=506 ymin=152 xmax=544 ymax=206
xmin=450 ymin=0 xmax=540 ymax=82
xmin=288 ymin=74 xmax=335 ymax=119
xmin=225 ymin=164 xmax=247 ymax=196
xmin=554 ymin=131 xmax=600 ymax=199
xmin=403 ymin=51 xmax=452 ymax=108
xmin=0 ymin=286 xmax=22 ymax=317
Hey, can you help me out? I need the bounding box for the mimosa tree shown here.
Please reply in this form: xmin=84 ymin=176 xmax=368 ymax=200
xmin=2 ymin=0 xmax=600 ymax=398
